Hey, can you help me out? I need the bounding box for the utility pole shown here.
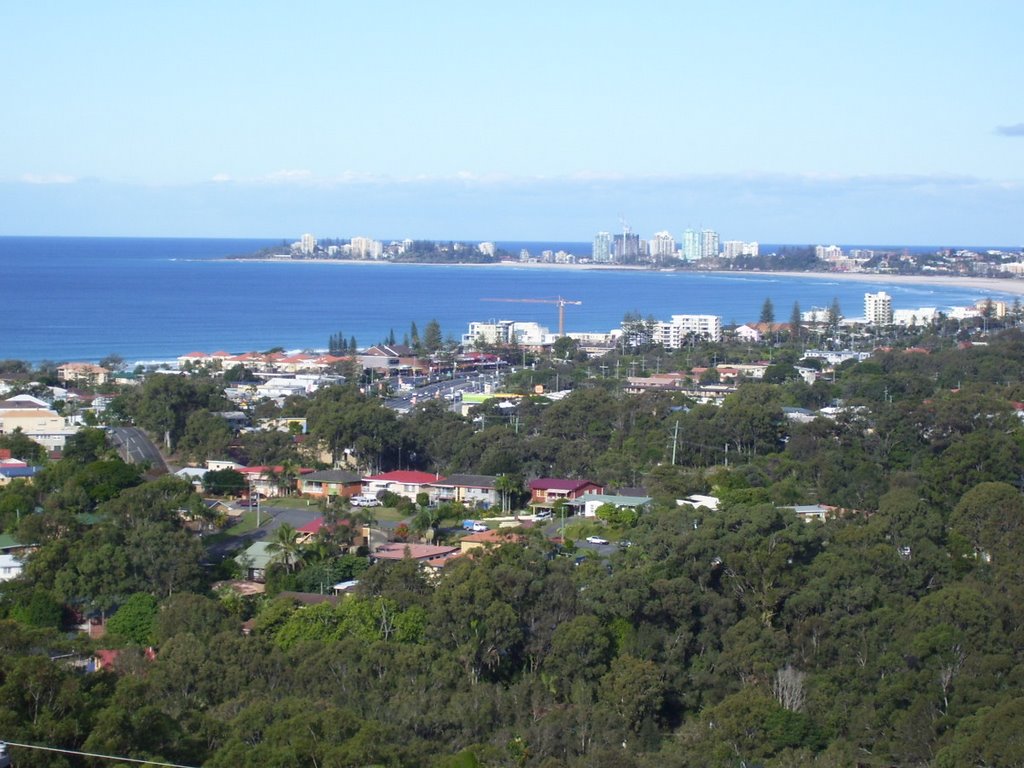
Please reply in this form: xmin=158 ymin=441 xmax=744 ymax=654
xmin=671 ymin=420 xmax=680 ymax=465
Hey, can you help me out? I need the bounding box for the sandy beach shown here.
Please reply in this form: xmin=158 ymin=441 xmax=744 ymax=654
xmin=222 ymin=256 xmax=1024 ymax=295
xmin=756 ymin=270 xmax=1024 ymax=297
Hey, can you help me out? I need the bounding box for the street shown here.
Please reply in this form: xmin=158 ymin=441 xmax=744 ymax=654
xmin=108 ymin=427 xmax=168 ymax=472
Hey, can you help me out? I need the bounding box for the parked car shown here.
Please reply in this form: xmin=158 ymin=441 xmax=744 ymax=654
xmin=351 ymin=495 xmax=381 ymax=507
xmin=585 ymin=535 xmax=609 ymax=545
xmin=470 ymin=522 xmax=489 ymax=532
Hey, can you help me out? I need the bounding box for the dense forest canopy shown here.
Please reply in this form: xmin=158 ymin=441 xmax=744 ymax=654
xmin=3 ymin=332 xmax=1024 ymax=766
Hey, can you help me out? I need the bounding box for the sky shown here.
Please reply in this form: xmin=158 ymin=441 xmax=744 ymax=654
xmin=2 ymin=1 xmax=1023 ymax=245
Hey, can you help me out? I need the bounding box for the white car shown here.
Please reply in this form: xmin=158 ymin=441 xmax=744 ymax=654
xmin=585 ymin=535 xmax=609 ymax=545
xmin=350 ymin=495 xmax=381 ymax=507
xmin=470 ymin=522 xmax=489 ymax=532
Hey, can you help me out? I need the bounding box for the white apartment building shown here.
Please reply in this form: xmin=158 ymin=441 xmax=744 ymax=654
xmin=682 ymin=229 xmax=701 ymax=261
xmin=299 ymin=233 xmax=316 ymax=254
xmin=349 ymin=236 xmax=383 ymax=259
xmin=892 ymin=307 xmax=939 ymax=326
xmin=652 ymin=314 xmax=723 ymax=346
xmin=478 ymin=242 xmax=496 ymax=257
xmin=864 ymin=291 xmax=893 ymax=325
xmin=592 ymin=232 xmax=613 ymax=263
xmin=816 ymin=245 xmax=844 ymax=261
xmin=700 ymin=229 xmax=720 ymax=259
xmin=650 ymin=231 xmax=677 ymax=258
xmin=463 ymin=320 xmax=552 ymax=347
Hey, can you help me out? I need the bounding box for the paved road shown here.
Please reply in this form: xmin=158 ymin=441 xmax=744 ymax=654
xmin=384 ymin=372 xmax=504 ymax=412
xmin=109 ymin=427 xmax=168 ymax=473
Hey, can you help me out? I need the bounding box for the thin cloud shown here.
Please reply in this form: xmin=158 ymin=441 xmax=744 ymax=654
xmin=20 ymin=172 xmax=77 ymax=184
xmin=995 ymin=123 xmax=1024 ymax=137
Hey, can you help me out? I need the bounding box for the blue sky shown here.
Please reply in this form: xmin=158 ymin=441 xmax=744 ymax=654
xmin=2 ymin=1 xmax=1023 ymax=244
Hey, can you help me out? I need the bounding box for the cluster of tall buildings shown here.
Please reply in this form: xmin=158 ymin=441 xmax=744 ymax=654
xmin=592 ymin=228 xmax=757 ymax=263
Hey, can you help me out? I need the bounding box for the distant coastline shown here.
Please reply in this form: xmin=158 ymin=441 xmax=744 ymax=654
xmin=216 ymin=256 xmax=1024 ymax=296
xmin=756 ymin=269 xmax=1024 ymax=297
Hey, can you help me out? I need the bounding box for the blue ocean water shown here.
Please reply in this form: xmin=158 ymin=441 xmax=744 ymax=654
xmin=0 ymin=237 xmax=1013 ymax=364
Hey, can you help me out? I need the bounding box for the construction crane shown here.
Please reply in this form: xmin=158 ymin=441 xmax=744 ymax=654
xmin=481 ymin=296 xmax=582 ymax=337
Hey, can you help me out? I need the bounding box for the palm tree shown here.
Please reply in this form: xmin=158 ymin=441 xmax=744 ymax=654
xmin=266 ymin=523 xmax=302 ymax=573
xmin=495 ymin=474 xmax=521 ymax=515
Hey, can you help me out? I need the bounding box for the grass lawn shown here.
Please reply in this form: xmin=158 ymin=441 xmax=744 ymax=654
xmin=203 ymin=511 xmax=262 ymax=546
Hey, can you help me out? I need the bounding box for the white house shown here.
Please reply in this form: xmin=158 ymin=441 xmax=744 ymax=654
xmin=0 ymin=553 xmax=24 ymax=582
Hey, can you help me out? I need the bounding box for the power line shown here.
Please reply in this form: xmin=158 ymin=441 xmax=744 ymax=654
xmin=1 ymin=740 xmax=199 ymax=768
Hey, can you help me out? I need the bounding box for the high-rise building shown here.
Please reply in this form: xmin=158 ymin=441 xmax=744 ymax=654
xmin=864 ymin=291 xmax=893 ymax=325
xmin=723 ymin=240 xmax=744 ymax=259
xmin=701 ymin=229 xmax=720 ymax=259
xmin=816 ymin=245 xmax=843 ymax=261
xmin=650 ymin=231 xmax=677 ymax=258
xmin=682 ymin=229 xmax=701 ymax=261
xmin=613 ymin=230 xmax=641 ymax=262
xmin=724 ymin=240 xmax=760 ymax=258
xmin=592 ymin=232 xmax=613 ymax=263
xmin=349 ymin=236 xmax=383 ymax=259
xmin=650 ymin=314 xmax=723 ymax=346
xmin=300 ymin=233 xmax=316 ymax=255
xmin=478 ymin=242 xmax=496 ymax=257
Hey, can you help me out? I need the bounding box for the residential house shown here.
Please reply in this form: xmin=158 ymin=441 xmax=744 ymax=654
xmin=372 ymin=542 xmax=459 ymax=566
xmin=57 ymin=363 xmax=110 ymax=387
xmin=362 ymin=470 xmax=443 ymax=502
xmin=567 ymin=492 xmax=652 ymax=518
xmin=0 ymin=553 xmax=23 ymax=581
xmin=299 ymin=469 xmax=362 ymax=498
xmin=0 ymin=456 xmax=39 ymax=486
xmin=175 ymin=467 xmax=209 ymax=492
xmin=234 ymin=541 xmax=276 ymax=582
xmin=528 ymin=478 xmax=605 ymax=510
xmin=677 ymin=494 xmax=721 ymax=511
xmin=783 ymin=504 xmax=834 ymax=523
xmin=459 ymin=528 xmax=524 ymax=554
xmin=428 ymin=474 xmax=499 ymax=509
xmin=237 ymin=465 xmax=313 ymax=498
xmin=734 ymin=322 xmax=792 ymax=343
xmin=0 ymin=399 xmax=79 ymax=450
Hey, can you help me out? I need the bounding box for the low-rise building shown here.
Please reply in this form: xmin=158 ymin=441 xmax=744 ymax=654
xmin=299 ymin=469 xmax=362 ymax=498
xmin=362 ymin=470 xmax=443 ymax=502
xmin=529 ymin=478 xmax=605 ymax=509
xmin=428 ymin=474 xmax=499 ymax=508
xmin=567 ymin=492 xmax=652 ymax=518
xmin=57 ymin=363 xmax=110 ymax=387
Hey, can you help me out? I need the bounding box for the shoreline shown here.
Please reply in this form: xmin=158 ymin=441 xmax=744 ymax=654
xmin=747 ymin=270 xmax=1024 ymax=297
xmin=216 ymin=257 xmax=1024 ymax=295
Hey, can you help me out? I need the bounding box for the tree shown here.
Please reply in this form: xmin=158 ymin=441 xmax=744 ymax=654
xmin=789 ymin=301 xmax=802 ymax=340
xmin=99 ymin=353 xmax=125 ymax=371
xmin=423 ymin=319 xmax=443 ymax=353
xmin=106 ymin=593 xmax=158 ymax=645
xmin=410 ymin=321 xmax=420 ymax=352
xmin=266 ymin=523 xmax=302 ymax=573
xmin=827 ymin=296 xmax=842 ymax=331
xmin=760 ymin=297 xmax=775 ymax=325
xmin=203 ymin=468 xmax=246 ymax=497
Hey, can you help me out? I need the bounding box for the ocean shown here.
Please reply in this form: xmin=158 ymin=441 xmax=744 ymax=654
xmin=0 ymin=236 xmax=1012 ymax=365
